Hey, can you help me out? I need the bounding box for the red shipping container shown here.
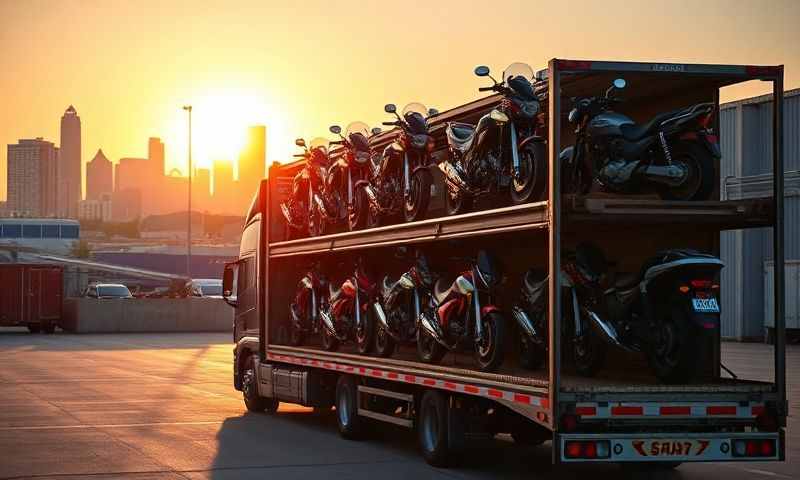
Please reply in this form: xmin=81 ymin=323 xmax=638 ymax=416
xmin=0 ymin=264 xmax=63 ymax=333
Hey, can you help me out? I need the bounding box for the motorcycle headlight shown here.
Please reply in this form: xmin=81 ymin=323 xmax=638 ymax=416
xmin=568 ymin=108 xmax=579 ymax=123
xmin=410 ymin=134 xmax=428 ymax=149
xmin=517 ymin=99 xmax=539 ymax=118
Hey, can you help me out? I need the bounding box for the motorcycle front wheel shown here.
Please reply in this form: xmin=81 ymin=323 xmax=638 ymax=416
xmin=355 ymin=310 xmax=374 ymax=355
xmin=308 ymin=205 xmax=326 ymax=237
xmin=657 ymin=141 xmax=714 ymax=201
xmin=445 ymin=187 xmax=473 ymax=216
xmin=348 ymin=188 xmax=369 ymax=231
xmin=417 ymin=326 xmax=446 ymax=365
xmin=404 ymin=169 xmax=432 ymax=222
xmin=510 ymin=142 xmax=548 ymax=204
xmin=374 ymin=324 xmax=396 ymax=358
xmin=321 ymin=326 xmax=339 ymax=352
xmin=572 ymin=326 xmax=607 ymax=377
xmin=475 ymin=312 xmax=506 ymax=372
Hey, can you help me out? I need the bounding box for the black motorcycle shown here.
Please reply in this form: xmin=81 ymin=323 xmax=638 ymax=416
xmin=560 ymin=78 xmax=720 ymax=200
xmin=440 ymin=63 xmax=547 ymax=215
xmin=371 ymin=249 xmax=436 ymax=357
xmin=328 ymin=122 xmax=375 ymax=231
xmin=354 ymin=103 xmax=435 ymax=227
xmin=417 ymin=250 xmax=507 ymax=372
xmin=514 ymin=243 xmax=724 ymax=383
xmin=287 ymin=261 xmax=329 ymax=347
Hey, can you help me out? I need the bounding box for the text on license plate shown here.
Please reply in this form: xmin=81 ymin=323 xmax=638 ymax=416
xmin=692 ymin=297 xmax=719 ymax=312
xmin=632 ymin=439 xmax=711 ymax=457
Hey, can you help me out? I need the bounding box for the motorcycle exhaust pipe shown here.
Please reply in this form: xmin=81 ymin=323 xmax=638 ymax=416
xmin=319 ymin=309 xmax=338 ymax=337
xmin=642 ymin=164 xmax=688 ymax=187
xmin=511 ymin=306 xmax=543 ymax=344
xmin=438 ymin=161 xmax=470 ymax=192
xmin=364 ymin=185 xmax=382 ymax=211
xmin=584 ymin=309 xmax=638 ymax=352
xmin=419 ymin=311 xmax=449 ymax=348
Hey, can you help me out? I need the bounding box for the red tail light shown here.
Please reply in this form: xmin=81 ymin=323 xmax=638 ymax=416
xmin=733 ymin=439 xmax=776 ymax=458
xmin=690 ymin=279 xmax=713 ymax=289
xmin=564 ymin=440 xmax=610 ymax=459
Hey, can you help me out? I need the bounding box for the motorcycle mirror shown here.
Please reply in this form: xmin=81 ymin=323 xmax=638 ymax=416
xmin=613 ymin=78 xmax=626 ymax=89
xmin=370 ymin=127 xmax=382 ymax=136
xmin=295 ymin=138 xmax=306 ymax=147
xmin=329 ymin=125 xmax=342 ymax=135
xmin=427 ymin=108 xmax=439 ymax=117
xmin=474 ymin=65 xmax=490 ymax=77
xmin=384 ymin=103 xmax=397 ymax=114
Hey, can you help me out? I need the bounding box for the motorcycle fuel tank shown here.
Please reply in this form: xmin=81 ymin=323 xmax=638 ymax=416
xmin=588 ymin=111 xmax=635 ymax=137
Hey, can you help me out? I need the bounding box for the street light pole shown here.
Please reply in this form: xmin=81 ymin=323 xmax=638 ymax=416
xmin=183 ymin=105 xmax=193 ymax=279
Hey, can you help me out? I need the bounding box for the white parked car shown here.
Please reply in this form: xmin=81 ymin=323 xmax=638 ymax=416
xmin=191 ymin=279 xmax=223 ymax=298
xmin=85 ymin=283 xmax=133 ymax=299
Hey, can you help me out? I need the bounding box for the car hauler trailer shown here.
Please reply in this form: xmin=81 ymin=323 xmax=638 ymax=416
xmin=226 ymin=58 xmax=787 ymax=467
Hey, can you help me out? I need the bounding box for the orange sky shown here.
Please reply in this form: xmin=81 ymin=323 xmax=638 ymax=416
xmin=1 ymin=0 xmax=798 ymax=201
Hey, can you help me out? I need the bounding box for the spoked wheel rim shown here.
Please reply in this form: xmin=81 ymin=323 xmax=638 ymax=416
xmin=477 ymin=318 xmax=494 ymax=359
xmin=512 ymin=149 xmax=536 ymax=194
xmin=421 ymin=404 xmax=440 ymax=453
xmin=669 ymin=157 xmax=702 ymax=201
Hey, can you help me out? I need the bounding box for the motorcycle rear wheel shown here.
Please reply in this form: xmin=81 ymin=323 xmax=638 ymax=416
xmin=417 ymin=327 xmax=446 ymax=365
xmin=510 ymin=142 xmax=548 ymax=204
xmin=404 ymin=169 xmax=432 ymax=222
xmin=518 ymin=335 xmax=546 ymax=370
xmin=475 ymin=312 xmax=506 ymax=372
xmin=648 ymin=305 xmax=711 ymax=383
xmin=657 ymin=141 xmax=714 ymax=201
xmin=572 ymin=328 xmax=607 ymax=377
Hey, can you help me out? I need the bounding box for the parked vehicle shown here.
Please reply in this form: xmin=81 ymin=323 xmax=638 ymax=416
xmin=417 ymin=250 xmax=506 ymax=372
xmin=280 ymin=137 xmax=345 ymax=238
xmin=191 ymin=278 xmax=223 ymax=298
xmin=559 ymin=78 xmax=719 ymax=200
xmin=287 ymin=262 xmax=329 ymax=347
xmin=318 ymin=257 xmax=377 ymax=353
xmin=371 ymin=249 xmax=436 ymax=357
xmin=0 ymin=264 xmax=62 ymax=333
xmin=85 ymin=283 xmax=133 ymax=299
xmin=513 ymin=243 xmax=724 ymax=383
xmin=354 ymin=103 xmax=435 ymax=227
xmin=440 ymin=63 xmax=547 ymax=215
xmin=328 ymin=122 xmax=375 ymax=231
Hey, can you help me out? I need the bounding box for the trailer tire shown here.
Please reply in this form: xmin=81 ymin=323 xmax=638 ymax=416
xmin=418 ymin=390 xmax=456 ymax=467
xmin=335 ymin=375 xmax=363 ymax=440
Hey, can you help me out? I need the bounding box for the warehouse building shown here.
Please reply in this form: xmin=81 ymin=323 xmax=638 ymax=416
xmin=720 ymin=88 xmax=799 ymax=341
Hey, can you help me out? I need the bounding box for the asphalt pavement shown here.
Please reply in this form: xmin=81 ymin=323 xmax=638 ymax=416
xmin=0 ymin=331 xmax=796 ymax=479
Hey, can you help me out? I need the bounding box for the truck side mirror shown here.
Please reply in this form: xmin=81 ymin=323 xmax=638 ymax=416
xmin=222 ymin=262 xmax=239 ymax=308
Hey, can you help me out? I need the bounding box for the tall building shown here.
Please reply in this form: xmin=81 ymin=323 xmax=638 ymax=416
xmin=213 ymin=160 xmax=234 ymax=213
xmin=194 ymin=168 xmax=211 ymax=211
xmin=59 ymin=105 xmax=81 ymax=218
xmin=238 ymin=125 xmax=266 ymax=191
xmin=86 ymin=149 xmax=113 ymax=200
xmin=6 ymin=138 xmax=59 ymax=217
xmin=148 ymin=137 xmax=164 ymax=179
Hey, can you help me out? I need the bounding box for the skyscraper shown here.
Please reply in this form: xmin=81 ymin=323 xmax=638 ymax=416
xmin=59 ymin=105 xmax=81 ymax=218
xmin=7 ymin=138 xmax=59 ymax=216
xmin=238 ymin=125 xmax=266 ymax=192
xmin=148 ymin=137 xmax=164 ymax=179
xmin=213 ymin=160 xmax=234 ymax=213
xmin=86 ymin=149 xmax=113 ymax=200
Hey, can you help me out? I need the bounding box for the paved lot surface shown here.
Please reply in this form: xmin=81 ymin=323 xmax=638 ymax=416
xmin=0 ymin=331 xmax=796 ymax=480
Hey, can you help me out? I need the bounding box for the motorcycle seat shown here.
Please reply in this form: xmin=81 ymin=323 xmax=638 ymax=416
xmin=446 ymin=122 xmax=476 ymax=153
xmin=619 ymin=104 xmax=701 ymax=141
xmin=613 ymin=272 xmax=640 ymax=291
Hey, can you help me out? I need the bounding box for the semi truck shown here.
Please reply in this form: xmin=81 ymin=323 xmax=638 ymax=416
xmin=224 ymin=58 xmax=787 ymax=468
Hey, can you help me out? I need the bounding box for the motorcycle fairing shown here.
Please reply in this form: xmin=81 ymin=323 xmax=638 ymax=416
xmin=642 ymin=251 xmax=724 ymax=287
xmin=437 ymin=297 xmax=465 ymax=329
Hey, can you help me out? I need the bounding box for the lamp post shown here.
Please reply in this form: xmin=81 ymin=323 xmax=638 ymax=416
xmin=183 ymin=105 xmax=192 ymax=278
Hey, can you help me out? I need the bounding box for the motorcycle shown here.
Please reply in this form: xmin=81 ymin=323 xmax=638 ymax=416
xmin=354 ymin=103 xmax=435 ymax=227
xmin=287 ymin=261 xmax=329 ymax=347
xmin=318 ymin=257 xmax=378 ymax=353
xmin=280 ymin=137 xmax=347 ymax=238
xmin=417 ymin=250 xmax=507 ymax=372
xmin=328 ymin=122 xmax=376 ymax=231
xmin=560 ymin=78 xmax=720 ymax=200
xmin=514 ymin=243 xmax=724 ymax=383
xmin=371 ymin=249 xmax=436 ymax=358
xmin=440 ymin=63 xmax=547 ymax=215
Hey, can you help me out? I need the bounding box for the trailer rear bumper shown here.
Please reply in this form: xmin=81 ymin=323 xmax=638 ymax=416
xmin=556 ymin=431 xmax=783 ymax=463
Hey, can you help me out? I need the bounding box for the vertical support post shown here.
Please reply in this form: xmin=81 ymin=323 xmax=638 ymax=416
xmin=547 ymin=59 xmax=562 ymax=442
xmin=259 ymin=175 xmax=271 ymax=361
xmin=771 ymin=67 xmax=786 ymax=424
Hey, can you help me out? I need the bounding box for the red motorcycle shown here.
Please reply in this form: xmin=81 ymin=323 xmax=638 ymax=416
xmin=417 ymin=250 xmax=507 ymax=372
xmin=328 ymin=122 xmax=378 ymax=231
xmin=287 ymin=261 xmax=329 ymax=346
xmin=319 ymin=257 xmax=377 ymax=353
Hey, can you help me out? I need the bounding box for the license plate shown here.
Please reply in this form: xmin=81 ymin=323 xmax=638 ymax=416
xmin=632 ymin=439 xmax=711 ymax=458
xmin=692 ymin=297 xmax=719 ymax=313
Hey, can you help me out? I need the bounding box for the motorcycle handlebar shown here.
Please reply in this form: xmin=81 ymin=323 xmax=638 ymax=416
xmin=292 ymin=153 xmax=306 ymax=158
xmin=329 ymin=140 xmax=344 ymax=145
xmin=382 ymin=121 xmax=398 ymax=126
xmin=478 ymin=86 xmax=494 ymax=92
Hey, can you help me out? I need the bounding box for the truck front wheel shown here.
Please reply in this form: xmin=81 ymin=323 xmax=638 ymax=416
xmin=242 ymin=355 xmax=278 ymax=413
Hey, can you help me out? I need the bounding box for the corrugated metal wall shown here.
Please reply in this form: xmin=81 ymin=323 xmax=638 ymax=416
xmin=719 ymin=89 xmax=800 ymax=339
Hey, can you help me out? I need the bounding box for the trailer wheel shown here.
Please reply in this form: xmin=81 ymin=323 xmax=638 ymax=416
xmin=242 ymin=355 xmax=279 ymax=413
xmin=335 ymin=375 xmax=363 ymax=439
xmin=418 ymin=390 xmax=456 ymax=467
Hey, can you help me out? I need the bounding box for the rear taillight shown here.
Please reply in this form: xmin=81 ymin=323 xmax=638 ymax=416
xmin=564 ymin=440 xmax=611 ymax=459
xmin=690 ymin=279 xmax=713 ymax=289
xmin=732 ymin=439 xmax=776 ymax=458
